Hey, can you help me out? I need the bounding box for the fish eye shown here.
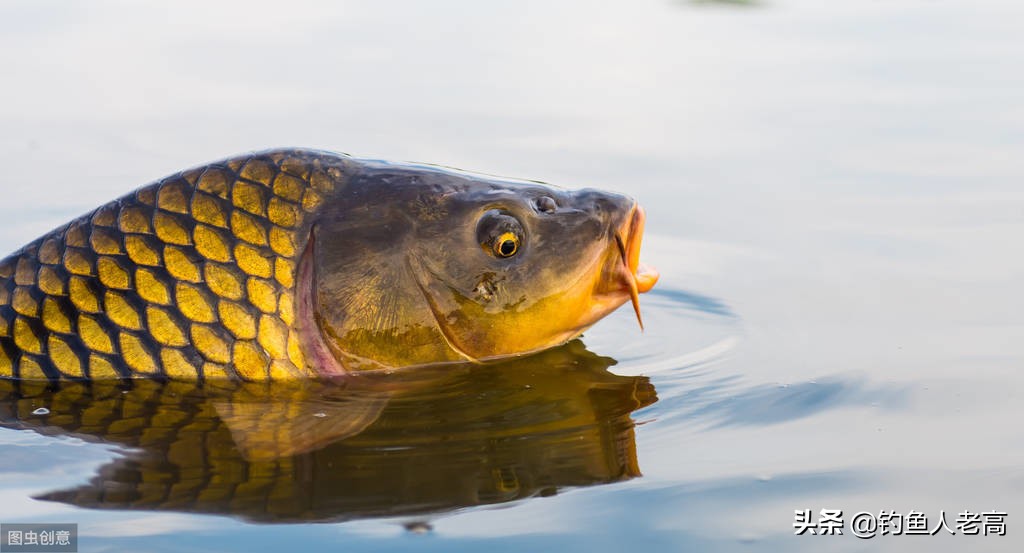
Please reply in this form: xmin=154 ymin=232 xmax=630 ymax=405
xmin=534 ymin=196 xmax=557 ymax=214
xmin=477 ymin=209 xmax=525 ymax=260
xmin=494 ymin=232 xmax=519 ymax=257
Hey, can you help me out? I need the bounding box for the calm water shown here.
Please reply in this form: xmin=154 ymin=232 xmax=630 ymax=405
xmin=1 ymin=0 xmax=1022 ymax=551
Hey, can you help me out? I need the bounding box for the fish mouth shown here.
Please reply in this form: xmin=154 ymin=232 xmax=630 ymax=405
xmin=612 ymin=204 xmax=660 ymax=330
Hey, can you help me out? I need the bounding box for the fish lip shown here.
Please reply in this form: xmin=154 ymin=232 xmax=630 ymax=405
xmin=620 ymin=204 xmax=659 ymax=293
xmin=610 ymin=203 xmax=660 ymax=329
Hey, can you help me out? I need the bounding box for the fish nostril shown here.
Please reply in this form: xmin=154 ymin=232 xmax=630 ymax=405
xmin=534 ymin=196 xmax=557 ymax=214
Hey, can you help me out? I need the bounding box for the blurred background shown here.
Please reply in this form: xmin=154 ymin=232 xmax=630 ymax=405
xmin=0 ymin=0 xmax=1022 ymax=551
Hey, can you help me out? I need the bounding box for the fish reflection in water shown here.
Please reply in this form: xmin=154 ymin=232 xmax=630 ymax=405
xmin=0 ymin=340 xmax=656 ymax=523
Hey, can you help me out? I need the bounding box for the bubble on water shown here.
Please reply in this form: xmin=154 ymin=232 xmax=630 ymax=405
xmin=32 ymin=407 xmax=50 ymax=416
xmin=738 ymin=534 xmax=762 ymax=545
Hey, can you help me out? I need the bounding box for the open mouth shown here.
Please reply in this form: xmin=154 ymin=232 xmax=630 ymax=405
xmin=614 ymin=204 xmax=660 ymax=329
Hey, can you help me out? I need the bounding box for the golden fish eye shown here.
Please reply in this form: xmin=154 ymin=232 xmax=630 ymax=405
xmin=494 ymin=232 xmax=520 ymax=258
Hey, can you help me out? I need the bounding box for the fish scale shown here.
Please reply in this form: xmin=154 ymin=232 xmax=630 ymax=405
xmin=0 ymin=149 xmax=348 ymax=382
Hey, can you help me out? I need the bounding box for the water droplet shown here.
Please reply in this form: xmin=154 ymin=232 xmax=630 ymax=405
xmin=32 ymin=407 xmax=50 ymax=416
xmin=404 ymin=522 xmax=433 ymax=534
xmin=313 ymin=412 xmax=327 ymax=418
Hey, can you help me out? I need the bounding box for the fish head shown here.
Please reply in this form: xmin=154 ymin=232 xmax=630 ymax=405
xmin=306 ymin=161 xmax=659 ymax=371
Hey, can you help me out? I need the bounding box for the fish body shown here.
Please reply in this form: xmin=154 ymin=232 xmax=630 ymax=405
xmin=0 ymin=149 xmax=657 ymax=381
xmin=0 ymin=149 xmax=342 ymax=381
